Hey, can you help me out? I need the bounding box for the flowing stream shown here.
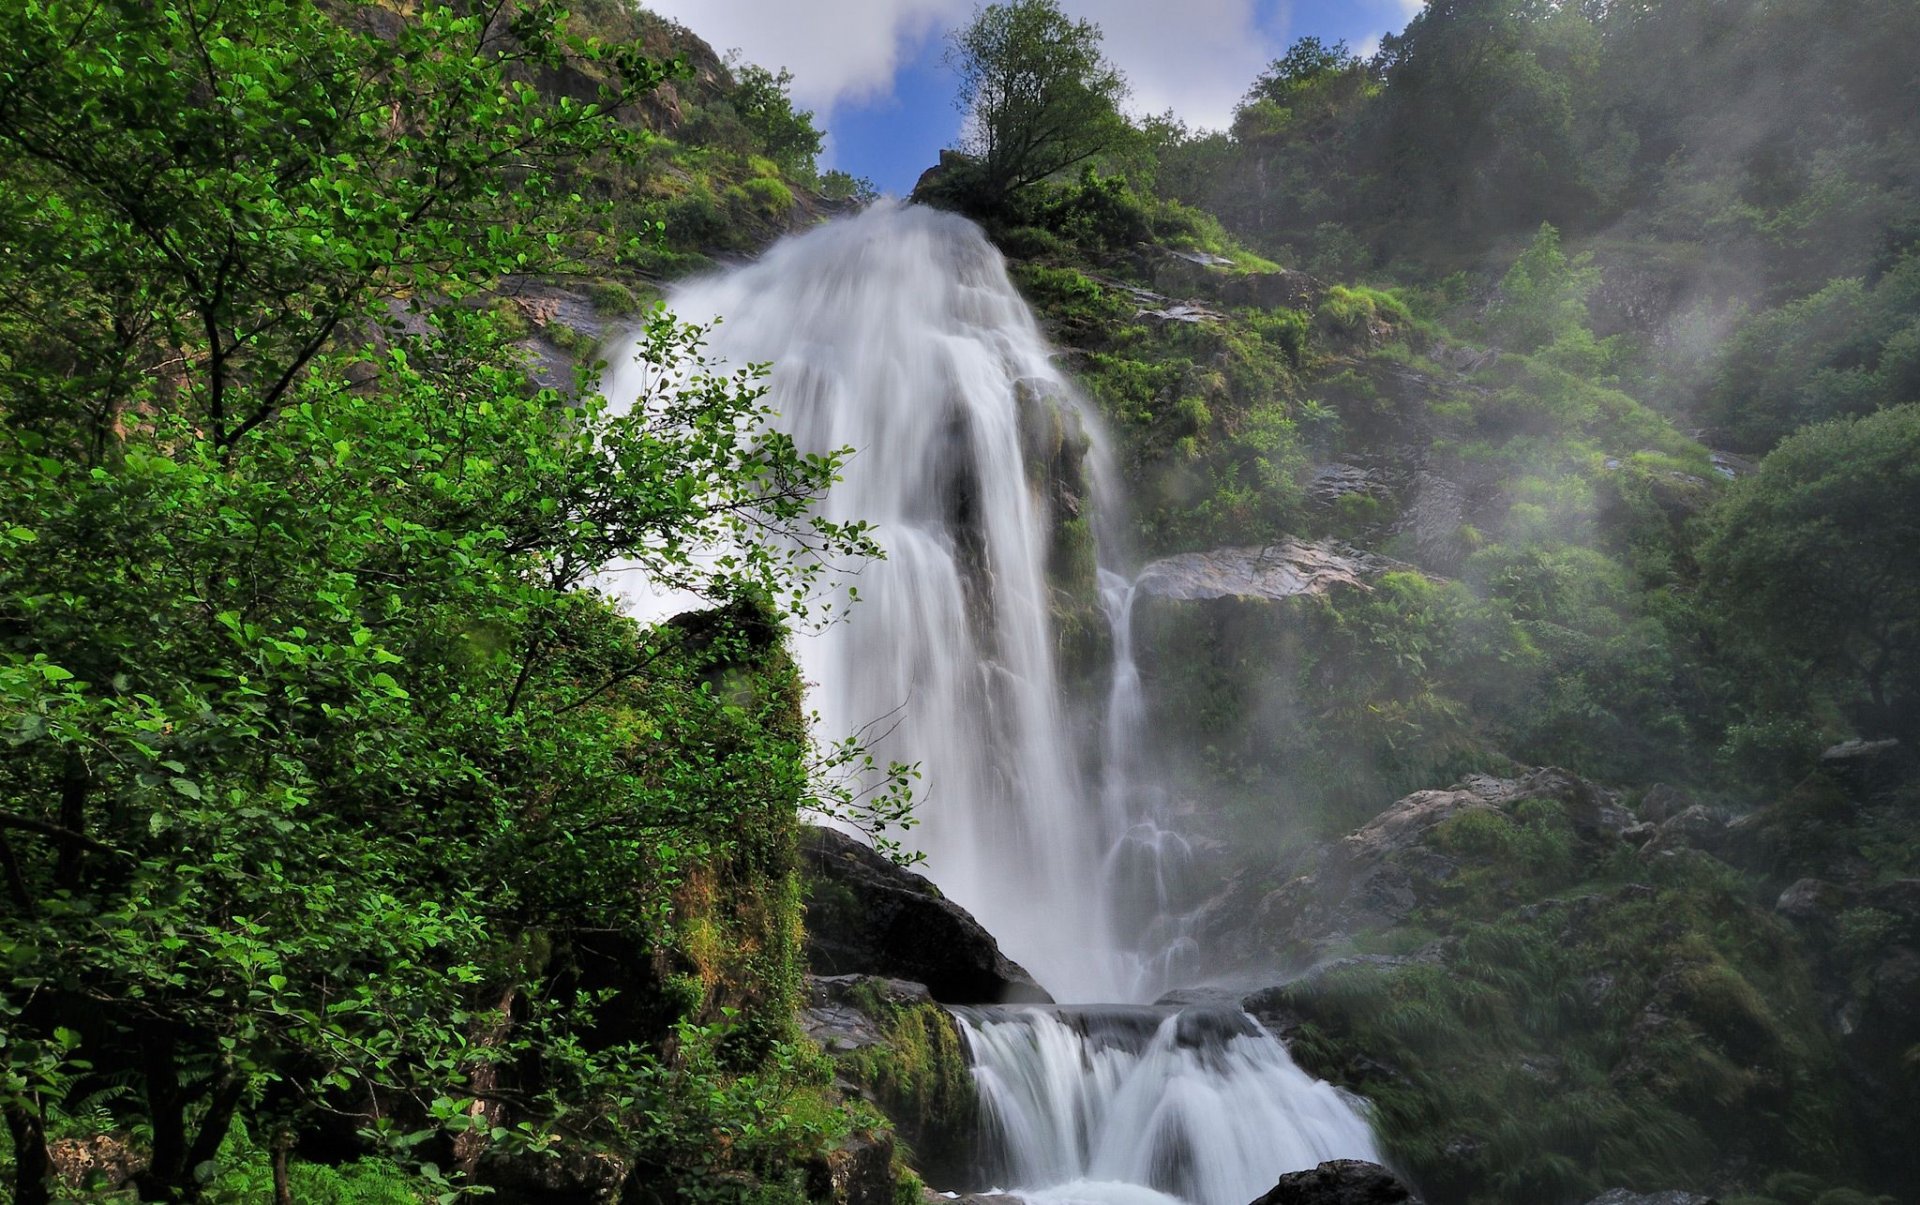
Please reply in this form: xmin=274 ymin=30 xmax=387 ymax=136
xmin=607 ymin=202 xmax=1380 ymax=1205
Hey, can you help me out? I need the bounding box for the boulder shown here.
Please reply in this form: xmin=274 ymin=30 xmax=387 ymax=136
xmin=1582 ymin=1192 xmax=1717 ymax=1205
xmin=1134 ymin=540 xmax=1403 ymax=606
xmin=1642 ymin=804 xmax=1726 ymax=856
xmin=1818 ymin=738 xmax=1912 ymax=802
xmin=801 ymin=974 xmax=937 ymax=1055
xmin=801 ymin=826 xmax=1052 ymax=1004
xmin=1247 ymin=1159 xmax=1421 ymax=1205
xmin=1638 ymin=783 xmax=1694 ymax=824
xmin=1217 ymin=268 xmax=1323 ymax=311
xmin=1774 ymin=877 xmax=1846 ymax=925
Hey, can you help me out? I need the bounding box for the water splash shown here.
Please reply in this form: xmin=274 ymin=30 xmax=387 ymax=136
xmin=956 ymin=1006 xmax=1382 ymax=1205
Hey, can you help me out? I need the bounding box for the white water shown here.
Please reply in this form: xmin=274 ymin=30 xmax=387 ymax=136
xmin=958 ymin=1007 xmax=1381 ymax=1205
xmin=605 ymin=201 xmax=1380 ymax=1203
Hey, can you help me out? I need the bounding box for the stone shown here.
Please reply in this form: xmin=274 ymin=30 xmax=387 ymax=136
xmin=806 ymin=1132 xmax=897 ymax=1205
xmin=1818 ymin=738 xmax=1912 ymax=802
xmin=1582 ymin=1191 xmax=1718 ymax=1205
xmin=1638 ymin=783 xmax=1693 ymax=824
xmin=1247 ymin=1159 xmax=1421 ymax=1204
xmin=801 ymin=826 xmax=1052 ymax=1004
xmin=1308 ymin=463 xmax=1386 ymax=508
xmin=1194 ymin=768 xmax=1629 ymax=971
xmin=800 ymin=974 xmax=937 ymax=1054
xmin=1775 ymin=878 xmax=1846 ymax=924
xmin=1401 ymin=473 xmax=1468 ymax=571
xmin=1134 ymin=540 xmax=1404 ymax=605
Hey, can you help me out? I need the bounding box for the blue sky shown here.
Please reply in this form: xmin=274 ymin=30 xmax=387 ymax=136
xmin=646 ymin=1 xmax=1425 ymax=195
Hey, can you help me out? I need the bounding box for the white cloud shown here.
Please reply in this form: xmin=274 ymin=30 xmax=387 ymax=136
xmin=642 ymin=0 xmax=973 ymax=112
xmin=643 ymin=0 xmax=1423 ymax=130
xmin=1062 ymin=0 xmax=1271 ymax=132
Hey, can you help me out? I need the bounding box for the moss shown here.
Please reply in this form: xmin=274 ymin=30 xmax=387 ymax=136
xmin=840 ymin=999 xmax=977 ymax=1163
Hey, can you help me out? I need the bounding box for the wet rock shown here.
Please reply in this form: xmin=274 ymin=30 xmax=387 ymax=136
xmin=1582 ymin=1191 xmax=1718 ymax=1205
xmin=1401 ymin=473 xmax=1468 ymax=571
xmin=1247 ymin=1158 xmax=1421 ymax=1204
xmin=806 ymin=1132 xmax=897 ymax=1205
xmin=801 ymin=826 xmax=1052 ymax=1004
xmin=1308 ymin=463 xmax=1387 ymax=508
xmin=1138 ymin=302 xmax=1225 ymax=325
xmin=1134 ymin=540 xmax=1404 ymax=605
xmin=478 ymin=1146 xmax=629 ymax=1204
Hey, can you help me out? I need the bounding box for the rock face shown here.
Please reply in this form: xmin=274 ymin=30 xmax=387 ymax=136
xmin=1135 ymin=540 xmax=1404 ymax=605
xmin=800 ymin=826 xmax=1053 ymax=1004
xmin=1248 ymin=1159 xmax=1421 ymax=1205
xmin=1197 ymin=768 xmax=1631 ymax=971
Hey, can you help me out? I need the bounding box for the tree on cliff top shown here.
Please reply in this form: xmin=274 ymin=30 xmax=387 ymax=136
xmin=947 ymin=0 xmax=1129 ymax=205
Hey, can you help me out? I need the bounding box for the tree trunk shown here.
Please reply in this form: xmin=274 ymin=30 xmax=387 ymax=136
xmin=5 ymin=1101 xmax=53 ymax=1205
xmin=138 ymin=1035 xmax=188 ymax=1201
xmin=270 ymin=1130 xmax=294 ymax=1205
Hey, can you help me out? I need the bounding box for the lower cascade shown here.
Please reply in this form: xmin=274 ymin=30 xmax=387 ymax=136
xmin=612 ymin=202 xmax=1382 ymax=1203
xmin=957 ymin=1007 xmax=1382 ymax=1205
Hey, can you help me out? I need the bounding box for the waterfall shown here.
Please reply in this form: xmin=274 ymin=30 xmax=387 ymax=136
xmin=604 ymin=201 xmax=1381 ymax=1202
xmin=957 ymin=1007 xmax=1381 ymax=1205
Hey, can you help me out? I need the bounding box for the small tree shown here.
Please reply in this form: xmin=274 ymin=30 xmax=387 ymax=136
xmin=946 ymin=0 xmax=1130 ymax=205
xmin=1701 ymin=404 xmax=1920 ymax=741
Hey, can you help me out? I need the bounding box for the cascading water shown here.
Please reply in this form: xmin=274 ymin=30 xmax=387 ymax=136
xmin=606 ymin=201 xmax=1380 ymax=1203
xmin=957 ymin=1008 xmax=1380 ymax=1205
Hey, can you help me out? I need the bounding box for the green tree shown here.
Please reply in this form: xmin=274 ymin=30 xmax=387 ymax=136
xmin=1701 ymin=405 xmax=1920 ymax=741
xmin=946 ymin=0 xmax=1130 ymax=205
xmin=0 ymin=1 xmax=884 ymax=1200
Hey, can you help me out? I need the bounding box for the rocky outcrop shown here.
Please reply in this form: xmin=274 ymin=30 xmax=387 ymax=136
xmin=1248 ymin=1159 xmax=1421 ymax=1204
xmin=1196 ymin=769 xmax=1630 ymax=970
xmin=1135 ymin=540 xmax=1404 ymax=606
xmin=800 ymin=826 xmax=1052 ymax=1004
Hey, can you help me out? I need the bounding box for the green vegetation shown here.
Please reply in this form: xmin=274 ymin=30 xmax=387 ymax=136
xmin=0 ymin=1 xmax=897 ymax=1201
xmin=924 ymin=3 xmax=1920 ymax=1199
xmin=942 ymin=0 xmax=1131 ymax=208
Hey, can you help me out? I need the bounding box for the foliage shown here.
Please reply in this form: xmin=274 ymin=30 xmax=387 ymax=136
xmin=722 ymin=59 xmax=825 ymax=181
xmin=1705 ymin=255 xmax=1920 ymax=452
xmin=0 ymin=1 xmax=890 ymax=1201
xmin=1280 ymin=806 xmax=1858 ymax=1205
xmin=945 ymin=0 xmax=1130 ymax=205
xmin=1701 ymin=406 xmax=1920 ymax=741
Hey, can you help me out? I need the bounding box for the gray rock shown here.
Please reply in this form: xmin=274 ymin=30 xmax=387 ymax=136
xmin=1582 ymin=1191 xmax=1717 ymax=1205
xmin=1401 ymin=473 xmax=1467 ymax=570
xmin=800 ymin=974 xmax=936 ymax=1054
xmin=1135 ymin=540 xmax=1404 ymax=605
xmin=1775 ymin=878 xmax=1845 ymax=924
xmin=1819 ymin=738 xmax=1912 ymax=802
xmin=1308 ymin=463 xmax=1386 ymax=508
xmin=801 ymin=826 xmax=1052 ymax=1004
xmin=1248 ymin=1159 xmax=1421 ymax=1204
xmin=1195 ymin=768 xmax=1629 ymax=969
xmin=1638 ymin=783 xmax=1694 ymax=824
